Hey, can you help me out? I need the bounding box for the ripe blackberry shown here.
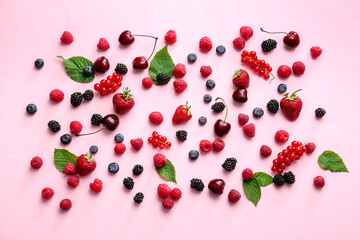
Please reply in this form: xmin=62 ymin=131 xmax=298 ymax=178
xmin=115 ymin=63 xmax=128 ymax=75
xmin=266 ymin=99 xmax=279 ymax=113
xmin=70 ymin=92 xmax=83 ymax=107
xmin=133 ymin=192 xmax=144 ymax=204
xmin=176 ymin=130 xmax=187 ymax=142
xmin=132 ymin=164 xmax=144 ymax=176
xmin=156 ymin=73 xmax=171 ymax=85
xmin=222 ymin=157 xmax=237 ymax=172
xmin=284 ymin=171 xmax=295 ymax=184
xmin=123 ymin=177 xmax=134 ymax=190
xmin=82 ymin=90 xmax=94 ymax=101
xmin=273 ymin=174 xmax=285 ymax=187
xmin=211 ymin=102 xmax=225 ymax=113
xmin=190 ymin=178 xmax=205 ymax=192
xmin=261 ymin=39 xmax=277 ymax=52
xmin=91 ymin=114 xmax=103 ymax=126
xmin=315 ymin=108 xmax=326 ymax=118
xmin=48 ymin=120 xmax=61 ymax=133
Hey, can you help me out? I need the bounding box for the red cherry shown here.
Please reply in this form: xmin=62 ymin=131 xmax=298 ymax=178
xmin=119 ymin=30 xmax=135 ymax=45
xmin=132 ymin=56 xmax=148 ymax=69
xmin=94 ymin=56 xmax=110 ymax=73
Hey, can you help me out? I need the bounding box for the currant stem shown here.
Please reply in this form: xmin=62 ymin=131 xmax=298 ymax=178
xmin=159 ymin=141 xmax=171 ymax=149
xmin=301 ymin=141 xmax=308 ymax=147
xmin=133 ymin=34 xmax=158 ymax=40
xmin=215 ymin=97 xmax=228 ymax=122
xmin=147 ymin=37 xmax=158 ymax=61
xmin=76 ymin=126 xmax=106 ymax=137
xmin=260 ymin=28 xmax=289 ymax=36
xmin=244 ymin=56 xmax=275 ymax=82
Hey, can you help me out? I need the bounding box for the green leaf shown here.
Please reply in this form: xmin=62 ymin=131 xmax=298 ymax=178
xmin=253 ymin=172 xmax=273 ymax=186
xmin=54 ymin=149 xmax=78 ymax=172
xmin=148 ymin=45 xmax=175 ymax=86
xmin=155 ymin=159 xmax=177 ymax=183
xmin=57 ymin=56 xmax=94 ymax=83
xmin=243 ymin=178 xmax=261 ymax=206
xmin=318 ymin=150 xmax=349 ymax=173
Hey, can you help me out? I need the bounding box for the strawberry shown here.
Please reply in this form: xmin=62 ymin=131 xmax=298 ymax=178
xmin=280 ymin=89 xmax=303 ymax=121
xmin=172 ymin=101 xmax=192 ymax=124
xmin=76 ymin=153 xmax=96 ymax=176
xmin=112 ymin=87 xmax=135 ymax=115
xmin=232 ymin=69 xmax=249 ymax=89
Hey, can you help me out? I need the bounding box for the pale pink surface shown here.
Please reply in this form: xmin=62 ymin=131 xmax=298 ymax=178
xmin=0 ymin=0 xmax=359 ymax=239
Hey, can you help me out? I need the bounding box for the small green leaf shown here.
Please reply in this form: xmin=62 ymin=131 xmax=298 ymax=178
xmin=253 ymin=172 xmax=273 ymax=186
xmin=155 ymin=159 xmax=177 ymax=183
xmin=57 ymin=56 xmax=94 ymax=83
xmin=148 ymin=45 xmax=175 ymax=86
xmin=318 ymin=150 xmax=349 ymax=173
xmin=54 ymin=149 xmax=78 ymax=172
xmin=243 ymin=178 xmax=261 ymax=206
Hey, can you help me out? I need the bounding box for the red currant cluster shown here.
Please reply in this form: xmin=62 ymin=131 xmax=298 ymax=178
xmin=241 ymin=50 xmax=275 ymax=81
xmin=94 ymin=73 xmax=123 ymax=96
xmin=271 ymin=141 xmax=307 ymax=174
xmin=148 ymin=131 xmax=172 ymax=149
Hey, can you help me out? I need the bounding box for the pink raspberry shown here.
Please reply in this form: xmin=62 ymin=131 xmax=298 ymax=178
xmin=292 ymin=61 xmax=306 ymax=75
xmin=228 ymin=189 xmax=241 ymax=203
xmin=149 ymin=111 xmax=164 ymax=125
xmin=277 ymin=65 xmax=292 ymax=79
xmin=157 ymin=183 xmax=171 ymax=199
xmin=97 ymin=38 xmax=110 ymax=50
xmin=240 ymin=26 xmax=254 ymax=40
xmin=173 ymin=79 xmax=187 ymax=93
xmin=212 ymin=139 xmax=225 ymax=152
xmin=41 ymin=187 xmax=54 ymax=200
xmin=130 ymin=138 xmax=143 ymax=151
xmin=260 ymin=145 xmax=272 ymax=157
xmin=200 ymin=66 xmax=212 ymax=78
xmin=67 ymin=175 xmax=79 ymax=188
xmin=173 ymin=63 xmax=186 ymax=78
xmin=199 ymin=139 xmax=212 ymax=152
xmin=311 ymin=46 xmax=322 ymax=59
xmin=64 ymin=162 xmax=76 ymax=175
xmin=313 ymin=176 xmax=325 ymax=188
xmin=162 ymin=197 xmax=174 ymax=209
xmin=49 ymin=89 xmax=64 ymax=103
xmin=70 ymin=121 xmax=82 ymax=135
xmin=60 ymin=199 xmax=72 ymax=210
xmin=153 ymin=153 xmax=167 ymax=168
xmin=306 ymin=142 xmax=316 ymax=153
xmin=170 ymin=188 xmax=182 ymax=200
xmin=30 ymin=156 xmax=43 ymax=169
xmin=60 ymin=31 xmax=74 ymax=44
xmin=232 ymin=37 xmax=246 ymax=50
xmin=164 ymin=30 xmax=177 ymax=44
xmin=89 ymin=178 xmax=103 ymax=193
xmin=242 ymin=168 xmax=254 ymax=181
xmin=142 ymin=77 xmax=153 ymax=89
xmin=238 ymin=113 xmax=249 ymax=126
xmin=199 ymin=36 xmax=212 ymax=52
xmin=243 ymin=123 xmax=255 ymax=138
xmin=275 ymin=130 xmax=289 ymax=143
xmin=114 ymin=143 xmax=126 ymax=155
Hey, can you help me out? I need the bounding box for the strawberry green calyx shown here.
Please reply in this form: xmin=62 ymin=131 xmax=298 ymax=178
xmin=183 ymin=101 xmax=192 ymax=116
xmin=120 ymin=87 xmax=133 ymax=100
xmin=232 ymin=69 xmax=243 ymax=79
xmin=284 ymin=89 xmax=302 ymax=101
xmin=85 ymin=153 xmax=95 ymax=163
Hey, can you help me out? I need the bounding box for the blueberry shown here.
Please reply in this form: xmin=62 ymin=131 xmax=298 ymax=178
xmin=203 ymin=94 xmax=212 ymax=103
xmin=108 ymin=162 xmax=119 ymax=174
xmin=60 ymin=134 xmax=72 ymax=145
xmin=90 ymin=145 xmax=98 ymax=154
xmin=206 ymin=79 xmax=216 ymax=89
xmin=216 ymin=45 xmax=226 ymax=55
xmin=253 ymin=108 xmax=264 ymax=118
xmin=34 ymin=58 xmax=44 ymax=69
xmin=278 ymin=84 xmax=287 ymax=94
xmin=189 ymin=150 xmax=199 ymax=160
xmin=198 ymin=116 xmax=207 ymax=125
xmin=83 ymin=66 xmax=94 ymax=77
xmin=114 ymin=133 xmax=124 ymax=143
xmin=26 ymin=103 xmax=37 ymax=114
xmin=187 ymin=53 xmax=197 ymax=63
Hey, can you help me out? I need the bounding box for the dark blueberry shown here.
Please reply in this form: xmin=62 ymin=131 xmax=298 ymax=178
xmin=203 ymin=94 xmax=212 ymax=103
xmin=189 ymin=150 xmax=199 ymax=160
xmin=253 ymin=108 xmax=264 ymax=118
xmin=206 ymin=79 xmax=216 ymax=89
xmin=198 ymin=116 xmax=207 ymax=125
xmin=60 ymin=134 xmax=72 ymax=145
xmin=83 ymin=66 xmax=94 ymax=77
xmin=34 ymin=58 xmax=44 ymax=69
xmin=278 ymin=84 xmax=287 ymax=94
xmin=108 ymin=162 xmax=119 ymax=174
xmin=114 ymin=133 xmax=124 ymax=143
xmin=187 ymin=53 xmax=197 ymax=63
xmin=216 ymin=45 xmax=226 ymax=55
xmin=89 ymin=145 xmax=98 ymax=154
xmin=26 ymin=104 xmax=37 ymax=114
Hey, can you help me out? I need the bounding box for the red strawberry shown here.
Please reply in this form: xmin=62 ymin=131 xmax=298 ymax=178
xmin=172 ymin=101 xmax=192 ymax=124
xmin=280 ymin=89 xmax=303 ymax=121
xmin=232 ymin=69 xmax=249 ymax=89
xmin=76 ymin=153 xmax=96 ymax=176
xmin=112 ymin=87 xmax=135 ymax=115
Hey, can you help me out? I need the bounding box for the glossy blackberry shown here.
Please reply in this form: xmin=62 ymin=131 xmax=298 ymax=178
xmin=114 ymin=133 xmax=124 ymax=143
xmin=108 ymin=162 xmax=119 ymax=174
xmin=261 ymin=39 xmax=277 ymax=52
xmin=83 ymin=66 xmax=94 ymax=77
xmin=211 ymin=102 xmax=225 ymax=113
xmin=26 ymin=103 xmax=37 ymax=114
xmin=91 ymin=114 xmax=103 ymax=126
xmin=132 ymin=164 xmax=144 ymax=176
xmin=115 ymin=63 xmax=128 ymax=75
xmin=284 ymin=171 xmax=295 ymax=184
xmin=82 ymin=90 xmax=94 ymax=101
xmin=266 ymin=99 xmax=279 ymax=113
xmin=60 ymin=134 xmax=72 ymax=145
xmin=133 ymin=192 xmax=144 ymax=204
xmin=273 ymin=174 xmax=285 ymax=187
xmin=278 ymin=83 xmax=287 ymax=94
xmin=315 ymin=108 xmax=326 ymax=118
xmin=123 ymin=177 xmax=134 ymax=190
xmin=216 ymin=45 xmax=226 ymax=55
xmin=176 ymin=130 xmax=187 ymax=142
xmin=34 ymin=58 xmax=44 ymax=69
xmin=198 ymin=116 xmax=207 ymax=125
xmin=206 ymin=79 xmax=216 ymax=89
xmin=190 ymin=178 xmax=205 ymax=192
xmin=156 ymin=73 xmax=171 ymax=85
xmin=253 ymin=107 xmax=264 ymax=118
xmin=222 ymin=157 xmax=237 ymax=172
xmin=203 ymin=94 xmax=212 ymax=103
xmin=188 ymin=150 xmax=199 ymax=160
xmin=70 ymin=92 xmax=83 ymax=107
xmin=48 ymin=120 xmax=61 ymax=133
xmin=89 ymin=145 xmax=98 ymax=154
xmin=187 ymin=53 xmax=197 ymax=63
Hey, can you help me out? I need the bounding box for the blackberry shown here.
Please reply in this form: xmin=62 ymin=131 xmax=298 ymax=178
xmin=188 ymin=150 xmax=199 ymax=160
xmin=187 ymin=53 xmax=197 ymax=63
xmin=278 ymin=83 xmax=287 ymax=94
xmin=70 ymin=92 xmax=83 ymax=107
xmin=133 ymin=192 xmax=144 ymax=204
xmin=206 ymin=79 xmax=216 ymax=89
xmin=198 ymin=116 xmax=207 ymax=125
xmin=48 ymin=120 xmax=61 ymax=133
xmin=261 ymin=39 xmax=277 ymax=52
xmin=114 ymin=133 xmax=124 ymax=143
xmin=34 ymin=58 xmax=44 ymax=69
xmin=91 ymin=114 xmax=103 ymax=126
xmin=26 ymin=103 xmax=37 ymax=114
xmin=273 ymin=174 xmax=285 ymax=187
xmin=222 ymin=157 xmax=237 ymax=172
xmin=89 ymin=145 xmax=98 ymax=154
xmin=108 ymin=162 xmax=119 ymax=174
xmin=83 ymin=66 xmax=94 ymax=76
xmin=211 ymin=102 xmax=225 ymax=113
xmin=253 ymin=107 xmax=264 ymax=118
xmin=315 ymin=108 xmax=326 ymax=118
xmin=115 ymin=63 xmax=128 ymax=75
xmin=203 ymin=94 xmax=212 ymax=103
xmin=60 ymin=134 xmax=72 ymax=145
xmin=284 ymin=171 xmax=295 ymax=184
xmin=216 ymin=45 xmax=226 ymax=55
xmin=156 ymin=73 xmax=171 ymax=85
xmin=266 ymin=99 xmax=279 ymax=113
xmin=82 ymin=90 xmax=94 ymax=101
xmin=190 ymin=178 xmax=205 ymax=192
xmin=132 ymin=164 xmax=144 ymax=176
xmin=176 ymin=130 xmax=187 ymax=142
xmin=123 ymin=177 xmax=134 ymax=190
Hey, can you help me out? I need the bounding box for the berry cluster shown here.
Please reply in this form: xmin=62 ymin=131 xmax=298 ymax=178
xmin=241 ymin=50 xmax=274 ymax=81
xmin=271 ymin=141 xmax=307 ymax=174
xmin=94 ymin=72 xmax=123 ymax=96
xmin=148 ymin=131 xmax=172 ymax=149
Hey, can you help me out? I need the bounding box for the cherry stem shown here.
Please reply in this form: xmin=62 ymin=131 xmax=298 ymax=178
xmin=146 ymin=37 xmax=158 ymax=61
xmin=215 ymin=97 xmax=228 ymax=122
xmin=133 ymin=34 xmax=158 ymax=40
xmin=244 ymin=56 xmax=275 ymax=82
xmin=76 ymin=126 xmax=106 ymax=137
xmin=260 ymin=27 xmax=289 ymax=36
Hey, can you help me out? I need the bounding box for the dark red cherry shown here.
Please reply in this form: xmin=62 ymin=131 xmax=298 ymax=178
xmin=283 ymin=31 xmax=300 ymax=48
xmin=102 ymin=114 xmax=119 ymax=130
xmin=94 ymin=56 xmax=110 ymax=73
xmin=132 ymin=56 xmax=148 ymax=69
xmin=232 ymin=88 xmax=248 ymax=102
xmin=214 ymin=119 xmax=231 ymax=137
xmin=119 ymin=30 xmax=135 ymax=45
xmin=208 ymin=179 xmax=225 ymax=194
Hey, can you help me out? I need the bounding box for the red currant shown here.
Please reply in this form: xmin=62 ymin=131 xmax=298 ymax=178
xmin=105 ymin=79 xmax=111 ymax=87
xmin=94 ymin=83 xmax=100 ymax=91
xmin=107 ymin=87 xmax=113 ymax=93
xmin=152 ymin=131 xmax=158 ymax=137
xmin=273 ymin=159 xmax=279 ymax=166
xmin=264 ymin=63 xmax=270 ymax=69
xmin=106 ymin=76 xmax=113 ymax=81
xmin=250 ymin=51 xmax=256 ymax=57
xmin=159 ymin=144 xmax=165 ymax=149
xmin=165 ymin=142 xmax=171 ymax=148
xmin=289 ymin=153 xmax=295 ymax=161
xmin=279 ymin=163 xmax=286 ymax=169
xmin=271 ymin=166 xmax=277 ymax=172
xmin=100 ymin=90 xmax=107 ymax=96
xmin=277 ymin=168 xmax=283 ymax=174
xmin=148 ymin=137 xmax=153 ymax=143
xmin=278 ymin=156 xmax=284 ymax=162
xmin=282 ymin=150 xmax=289 ymax=156
xmin=294 ymin=155 xmax=300 ymax=160
xmin=264 ymin=74 xmax=270 ymax=80
xmin=152 ymin=139 xmax=159 ymax=147
xmin=284 ymin=158 xmax=291 ymax=166
xmin=100 ymin=79 xmax=106 ymax=86
xmin=301 ymin=146 xmax=307 ymax=153
xmin=287 ymin=146 xmax=294 ymax=152
xmin=295 ymin=147 xmax=302 ymax=155
xmin=100 ymin=87 xmax=107 ymax=92
xmin=267 ymin=66 xmax=272 ymax=72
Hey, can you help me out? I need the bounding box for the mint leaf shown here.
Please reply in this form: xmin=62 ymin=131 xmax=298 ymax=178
xmin=253 ymin=172 xmax=273 ymax=186
xmin=318 ymin=150 xmax=349 ymax=173
xmin=148 ymin=45 xmax=175 ymax=85
xmin=54 ymin=149 xmax=78 ymax=172
xmin=243 ymin=178 xmax=261 ymax=206
xmin=57 ymin=56 xmax=94 ymax=83
xmin=155 ymin=159 xmax=177 ymax=183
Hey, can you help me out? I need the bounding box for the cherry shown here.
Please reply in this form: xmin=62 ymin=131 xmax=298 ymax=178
xmin=208 ymin=179 xmax=225 ymax=194
xmin=213 ymin=97 xmax=231 ymax=137
xmin=76 ymin=114 xmax=119 ymax=137
xmin=119 ymin=30 xmax=135 ymax=45
xmin=232 ymin=88 xmax=248 ymax=103
xmin=132 ymin=56 xmax=148 ymax=69
xmin=94 ymin=56 xmax=110 ymax=73
xmin=260 ymin=28 xmax=300 ymax=48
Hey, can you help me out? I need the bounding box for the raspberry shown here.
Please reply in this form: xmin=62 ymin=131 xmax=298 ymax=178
xmin=200 ymin=65 xmax=212 ymax=78
xmin=228 ymin=189 xmax=241 ymax=203
xmin=30 ymin=156 xmax=43 ymax=169
xmin=123 ymin=177 xmax=134 ymax=190
xmin=199 ymin=36 xmax=213 ymax=52
xmin=240 ymin=26 xmax=253 ymax=40
xmin=199 ymin=139 xmax=212 ymax=152
xmin=260 ymin=145 xmax=272 ymax=157
xmin=274 ymin=174 xmax=285 ymax=186
xmin=242 ymin=168 xmax=254 ymax=181
xmin=67 ymin=175 xmax=79 ymax=187
xmin=164 ymin=30 xmax=177 ymax=44
xmin=49 ymin=89 xmax=64 ymax=103
xmin=64 ymin=162 xmax=76 ymax=175
xmin=173 ymin=79 xmax=187 ymax=93
xmin=232 ymin=37 xmax=246 ymax=50
xmin=69 ymin=121 xmax=82 ymax=135
xmin=60 ymin=199 xmax=72 ymax=210
xmin=313 ymin=176 xmax=325 ymax=188
xmin=97 ymin=38 xmax=110 ymax=50
xmin=114 ymin=143 xmax=126 ymax=155
xmin=158 ymin=183 xmax=171 ymax=199
xmin=149 ymin=111 xmax=164 ymax=125
xmin=60 ymin=31 xmax=74 ymax=44
xmin=275 ymin=130 xmax=289 ymax=143
xmin=89 ymin=178 xmax=103 ymax=193
xmin=292 ymin=61 xmax=306 ymax=75
xmin=176 ymin=130 xmax=187 ymax=142
xmin=190 ymin=178 xmax=205 ymax=191
xmin=48 ymin=120 xmax=61 ymax=133
xmin=41 ymin=187 xmax=54 ymax=200
xmin=153 ymin=153 xmax=167 ymax=168
xmin=222 ymin=157 xmax=237 ymax=172
xmin=243 ymin=123 xmax=255 ymax=138
xmin=277 ymin=65 xmax=292 ymax=79
xmin=162 ymin=197 xmax=174 ymax=209
xmin=142 ymin=77 xmax=153 ymax=89
xmin=130 ymin=138 xmax=143 ymax=151
xmin=173 ymin=63 xmax=186 ymax=78
xmin=306 ymin=142 xmax=316 ymax=153
xmin=170 ymin=188 xmax=182 ymax=200
xmin=212 ymin=139 xmax=225 ymax=152
xmin=311 ymin=46 xmax=322 ymax=59
xmin=238 ymin=113 xmax=249 ymax=126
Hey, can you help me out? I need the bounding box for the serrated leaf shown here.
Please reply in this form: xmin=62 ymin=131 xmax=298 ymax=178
xmin=318 ymin=150 xmax=349 ymax=173
xmin=253 ymin=172 xmax=273 ymax=186
xmin=155 ymin=159 xmax=177 ymax=183
xmin=148 ymin=45 xmax=175 ymax=86
xmin=243 ymin=178 xmax=261 ymax=206
xmin=54 ymin=149 xmax=78 ymax=172
xmin=57 ymin=56 xmax=94 ymax=83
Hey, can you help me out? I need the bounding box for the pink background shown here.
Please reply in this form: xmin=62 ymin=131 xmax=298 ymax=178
xmin=0 ymin=0 xmax=359 ymax=239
